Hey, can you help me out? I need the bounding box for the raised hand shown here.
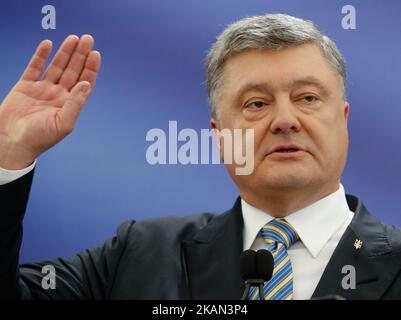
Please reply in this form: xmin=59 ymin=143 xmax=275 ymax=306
xmin=0 ymin=35 xmax=101 ymax=169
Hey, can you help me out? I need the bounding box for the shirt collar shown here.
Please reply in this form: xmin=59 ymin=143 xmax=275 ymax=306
xmin=241 ymin=184 xmax=351 ymax=258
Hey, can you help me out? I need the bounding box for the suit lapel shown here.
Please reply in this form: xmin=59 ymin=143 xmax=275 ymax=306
xmin=312 ymin=194 xmax=401 ymax=299
xmin=182 ymin=194 xmax=401 ymax=300
xmin=182 ymin=197 xmax=245 ymax=299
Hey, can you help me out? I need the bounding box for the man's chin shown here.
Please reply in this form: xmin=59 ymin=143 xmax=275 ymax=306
xmin=254 ymin=174 xmax=313 ymax=190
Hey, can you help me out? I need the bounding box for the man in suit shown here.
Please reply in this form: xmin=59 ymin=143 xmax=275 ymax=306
xmin=1 ymin=13 xmax=401 ymax=300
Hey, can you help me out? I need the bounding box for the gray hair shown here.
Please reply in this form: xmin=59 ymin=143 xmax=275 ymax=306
xmin=205 ymin=13 xmax=347 ymax=119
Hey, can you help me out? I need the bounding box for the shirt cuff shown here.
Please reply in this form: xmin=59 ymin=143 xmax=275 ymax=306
xmin=0 ymin=160 xmax=36 ymax=185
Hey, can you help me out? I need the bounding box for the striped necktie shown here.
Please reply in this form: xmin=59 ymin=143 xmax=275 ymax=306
xmin=248 ymin=219 xmax=299 ymax=300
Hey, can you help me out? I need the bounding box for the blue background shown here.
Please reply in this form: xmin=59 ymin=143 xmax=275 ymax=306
xmin=0 ymin=0 xmax=400 ymax=262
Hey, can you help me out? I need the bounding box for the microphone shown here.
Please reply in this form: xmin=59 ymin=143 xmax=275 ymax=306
xmin=240 ymin=249 xmax=274 ymax=300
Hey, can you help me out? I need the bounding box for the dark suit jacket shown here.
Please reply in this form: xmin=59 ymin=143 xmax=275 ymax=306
xmin=1 ymin=169 xmax=401 ymax=300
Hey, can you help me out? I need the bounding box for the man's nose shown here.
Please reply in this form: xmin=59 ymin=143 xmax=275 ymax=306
xmin=269 ymin=98 xmax=301 ymax=134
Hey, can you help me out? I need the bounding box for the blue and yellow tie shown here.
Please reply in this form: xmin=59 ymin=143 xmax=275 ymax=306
xmin=248 ymin=219 xmax=299 ymax=300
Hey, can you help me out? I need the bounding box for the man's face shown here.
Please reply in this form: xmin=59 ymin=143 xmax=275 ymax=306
xmin=211 ymin=44 xmax=349 ymax=195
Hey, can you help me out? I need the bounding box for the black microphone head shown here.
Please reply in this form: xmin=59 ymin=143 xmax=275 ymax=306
xmin=255 ymin=249 xmax=274 ymax=281
xmin=239 ymin=249 xmax=257 ymax=281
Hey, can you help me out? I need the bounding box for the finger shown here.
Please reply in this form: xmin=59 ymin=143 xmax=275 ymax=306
xmin=79 ymin=51 xmax=101 ymax=88
xmin=20 ymin=40 xmax=52 ymax=81
xmin=43 ymin=35 xmax=79 ymax=84
xmin=57 ymin=81 xmax=92 ymax=133
xmin=58 ymin=35 xmax=94 ymax=91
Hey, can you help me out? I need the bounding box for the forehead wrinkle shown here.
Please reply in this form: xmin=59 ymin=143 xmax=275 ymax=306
xmin=287 ymin=76 xmax=331 ymax=97
xmin=233 ymin=75 xmax=331 ymax=103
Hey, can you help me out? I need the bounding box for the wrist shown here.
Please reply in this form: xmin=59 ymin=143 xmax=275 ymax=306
xmin=0 ymin=158 xmax=34 ymax=170
xmin=0 ymin=140 xmax=35 ymax=170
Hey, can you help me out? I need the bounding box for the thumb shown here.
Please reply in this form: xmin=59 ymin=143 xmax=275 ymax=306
xmin=58 ymin=81 xmax=91 ymax=132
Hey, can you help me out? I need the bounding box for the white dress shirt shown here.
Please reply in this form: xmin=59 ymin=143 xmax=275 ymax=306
xmin=1 ymin=163 xmax=354 ymax=300
xmin=242 ymin=183 xmax=354 ymax=300
xmin=0 ymin=161 xmax=36 ymax=185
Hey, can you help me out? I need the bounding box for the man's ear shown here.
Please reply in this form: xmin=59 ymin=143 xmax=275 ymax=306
xmin=210 ymin=118 xmax=224 ymax=162
xmin=343 ymin=102 xmax=350 ymax=124
xmin=210 ymin=117 xmax=218 ymax=131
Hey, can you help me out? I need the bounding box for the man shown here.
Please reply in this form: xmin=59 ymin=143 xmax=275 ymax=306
xmin=1 ymin=13 xmax=401 ymax=300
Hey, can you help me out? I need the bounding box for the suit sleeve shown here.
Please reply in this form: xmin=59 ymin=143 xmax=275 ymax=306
xmin=0 ymin=169 xmax=136 ymax=300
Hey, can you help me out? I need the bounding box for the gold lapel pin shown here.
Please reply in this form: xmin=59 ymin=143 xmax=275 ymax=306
xmin=354 ymin=239 xmax=363 ymax=250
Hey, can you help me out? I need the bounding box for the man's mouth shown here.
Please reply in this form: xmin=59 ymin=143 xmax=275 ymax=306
xmin=273 ymin=148 xmax=299 ymax=153
xmin=265 ymin=144 xmax=308 ymax=159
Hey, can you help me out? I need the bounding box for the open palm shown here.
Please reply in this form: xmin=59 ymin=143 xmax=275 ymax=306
xmin=0 ymin=35 xmax=101 ymax=169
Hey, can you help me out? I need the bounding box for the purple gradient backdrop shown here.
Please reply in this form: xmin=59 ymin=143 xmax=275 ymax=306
xmin=0 ymin=0 xmax=400 ymax=262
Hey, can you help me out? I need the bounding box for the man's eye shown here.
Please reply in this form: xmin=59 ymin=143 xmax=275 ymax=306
xmin=245 ymin=101 xmax=267 ymax=109
xmin=301 ymin=95 xmax=318 ymax=103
